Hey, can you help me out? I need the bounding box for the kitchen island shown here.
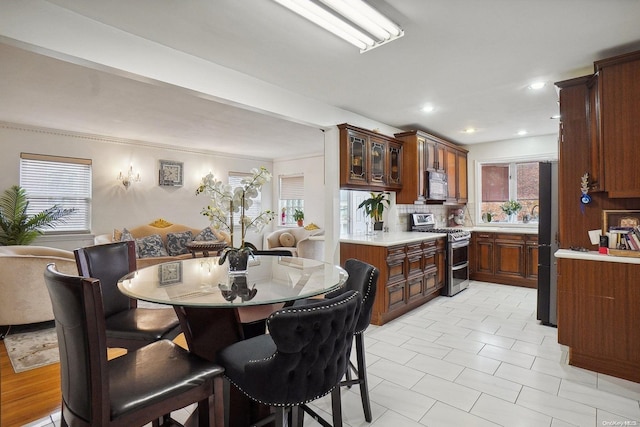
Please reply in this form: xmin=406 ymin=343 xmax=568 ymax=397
xmin=555 ymin=249 xmax=640 ymax=383
xmin=340 ymin=232 xmax=446 ymax=325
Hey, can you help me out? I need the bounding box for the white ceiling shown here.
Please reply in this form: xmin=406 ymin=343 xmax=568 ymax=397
xmin=2 ymin=0 xmax=640 ymax=159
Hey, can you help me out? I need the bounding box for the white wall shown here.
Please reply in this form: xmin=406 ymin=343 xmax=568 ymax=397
xmin=465 ymin=133 xmax=559 ymax=223
xmin=0 ymin=123 xmax=274 ymax=250
xmin=272 ymin=153 xmax=325 ymax=229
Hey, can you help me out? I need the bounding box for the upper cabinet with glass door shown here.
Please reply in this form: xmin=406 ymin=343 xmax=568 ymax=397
xmin=339 ymin=124 xmax=403 ymax=191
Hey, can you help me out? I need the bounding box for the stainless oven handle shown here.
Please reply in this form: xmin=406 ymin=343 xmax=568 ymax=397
xmin=451 ymin=261 xmax=469 ymax=271
xmin=450 ymin=239 xmax=470 ymax=249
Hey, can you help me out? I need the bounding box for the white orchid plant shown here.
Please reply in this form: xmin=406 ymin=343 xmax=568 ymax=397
xmin=196 ymin=167 xmax=275 ymax=261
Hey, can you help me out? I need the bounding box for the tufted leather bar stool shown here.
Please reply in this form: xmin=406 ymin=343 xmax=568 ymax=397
xmin=43 ymin=264 xmax=225 ymax=427
xmin=327 ymin=259 xmax=379 ymax=422
xmin=293 ymin=258 xmax=379 ymax=423
xmin=74 ymin=241 xmax=181 ymax=350
xmin=216 ymin=290 xmax=362 ymax=427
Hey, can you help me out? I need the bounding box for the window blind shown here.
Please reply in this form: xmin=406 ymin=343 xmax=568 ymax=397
xmin=19 ymin=153 xmax=92 ymax=233
xmin=279 ymin=174 xmax=304 ymax=200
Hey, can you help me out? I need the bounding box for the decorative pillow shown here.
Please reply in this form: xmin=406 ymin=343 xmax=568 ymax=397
xmin=279 ymin=232 xmax=296 ymax=247
xmin=166 ymin=231 xmax=193 ymax=256
xmin=120 ymin=228 xmax=134 ymax=241
xmin=135 ymin=234 xmax=169 ymax=258
xmin=194 ymin=227 xmax=217 ymax=241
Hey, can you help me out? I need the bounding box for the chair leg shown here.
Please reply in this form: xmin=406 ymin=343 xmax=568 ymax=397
xmin=274 ymin=407 xmax=287 ymax=427
xmin=213 ymin=376 xmax=225 ymax=427
xmin=331 ymin=387 xmax=343 ymax=427
xmin=223 ymin=378 xmax=231 ymax=427
xmin=355 ymin=334 xmax=372 ymax=422
xmin=197 ymin=397 xmax=211 ymax=427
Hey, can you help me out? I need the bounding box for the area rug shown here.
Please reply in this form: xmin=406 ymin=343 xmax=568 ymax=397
xmin=4 ymin=328 xmax=59 ymax=373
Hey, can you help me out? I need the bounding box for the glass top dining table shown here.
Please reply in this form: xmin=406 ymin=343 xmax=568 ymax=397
xmin=117 ymin=255 xmax=348 ymax=308
xmin=117 ymin=255 xmax=348 ymax=427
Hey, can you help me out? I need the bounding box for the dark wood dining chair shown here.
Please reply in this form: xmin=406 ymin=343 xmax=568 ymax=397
xmin=43 ymin=263 xmax=224 ymax=427
xmin=74 ymin=241 xmax=181 ymax=350
xmin=216 ymin=290 xmax=362 ymax=427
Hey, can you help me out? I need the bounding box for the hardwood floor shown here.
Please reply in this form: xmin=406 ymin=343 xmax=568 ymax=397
xmin=1 ymin=337 xmax=61 ymax=427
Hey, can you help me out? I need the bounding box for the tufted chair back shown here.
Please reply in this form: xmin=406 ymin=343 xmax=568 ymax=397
xmin=327 ymin=258 xmax=378 ymax=334
xmin=218 ymin=290 xmax=361 ymax=416
xmin=74 ymin=240 xmax=136 ymax=316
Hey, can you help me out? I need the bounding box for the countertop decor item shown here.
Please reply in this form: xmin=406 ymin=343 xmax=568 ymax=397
xmin=358 ymin=191 xmax=390 ymax=231
xmin=196 ymin=167 xmax=275 ymax=269
xmin=500 ymin=199 xmax=522 ymax=222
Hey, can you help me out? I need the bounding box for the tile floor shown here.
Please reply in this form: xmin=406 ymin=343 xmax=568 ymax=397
xmin=27 ymin=281 xmax=640 ymax=427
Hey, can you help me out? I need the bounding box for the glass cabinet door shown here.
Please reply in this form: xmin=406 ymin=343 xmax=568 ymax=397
xmin=370 ymin=140 xmax=386 ymax=185
xmin=388 ymin=143 xmax=402 ymax=187
xmin=349 ymin=134 xmax=367 ymax=183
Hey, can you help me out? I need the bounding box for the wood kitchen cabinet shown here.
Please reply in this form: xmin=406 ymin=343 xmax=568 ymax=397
xmin=595 ymin=50 xmax=640 ymax=198
xmin=557 ymin=257 xmax=640 ymax=383
xmin=340 ymin=237 xmax=444 ymax=326
xmin=339 ymin=123 xmax=403 ymax=191
xmin=394 ymin=130 xmax=468 ymax=204
xmin=470 ymin=232 xmax=537 ymax=288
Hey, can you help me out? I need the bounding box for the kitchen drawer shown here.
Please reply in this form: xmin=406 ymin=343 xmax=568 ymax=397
xmin=407 ymin=276 xmax=423 ymax=302
xmin=386 ymin=280 xmax=406 ymax=312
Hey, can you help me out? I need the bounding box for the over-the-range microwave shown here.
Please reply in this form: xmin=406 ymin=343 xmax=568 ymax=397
xmin=427 ymin=171 xmax=447 ymax=200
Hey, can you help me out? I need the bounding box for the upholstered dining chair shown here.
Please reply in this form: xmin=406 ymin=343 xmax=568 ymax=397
xmin=74 ymin=241 xmax=181 ymax=350
xmin=293 ymin=258 xmax=379 ymax=422
xmin=43 ymin=263 xmax=224 ymax=427
xmin=328 ymin=259 xmax=379 ymax=422
xmin=217 ymin=290 xmax=362 ymax=427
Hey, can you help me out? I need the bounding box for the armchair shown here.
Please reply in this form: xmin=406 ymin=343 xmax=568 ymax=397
xmin=264 ymin=227 xmax=324 ymax=258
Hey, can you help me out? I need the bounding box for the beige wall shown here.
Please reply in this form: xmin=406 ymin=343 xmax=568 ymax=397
xmin=0 ymin=122 xmax=275 ymax=250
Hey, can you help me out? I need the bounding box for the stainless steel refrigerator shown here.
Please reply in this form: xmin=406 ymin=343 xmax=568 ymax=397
xmin=537 ymin=161 xmax=558 ymax=326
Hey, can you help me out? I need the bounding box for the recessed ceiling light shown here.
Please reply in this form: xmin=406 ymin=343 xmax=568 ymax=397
xmin=550 ymin=114 xmax=560 ymax=119
xmin=421 ymin=105 xmax=435 ymax=113
xmin=462 ymin=128 xmax=476 ymax=134
xmin=528 ymin=81 xmax=545 ymax=90
xmin=517 ymin=130 xmax=528 ymax=136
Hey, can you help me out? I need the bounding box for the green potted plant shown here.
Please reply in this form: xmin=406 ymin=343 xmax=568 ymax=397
xmin=358 ymin=192 xmax=390 ymax=231
xmin=500 ymin=199 xmax=522 ymax=223
xmin=0 ymin=185 xmax=75 ymax=246
xmin=293 ymin=209 xmax=304 ymax=227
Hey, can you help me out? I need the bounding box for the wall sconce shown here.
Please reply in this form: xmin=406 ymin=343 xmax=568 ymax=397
xmin=117 ymin=165 xmax=141 ymax=189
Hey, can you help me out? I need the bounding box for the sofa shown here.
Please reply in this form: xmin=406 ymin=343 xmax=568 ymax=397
xmin=94 ymin=219 xmax=230 ymax=268
xmin=0 ymin=245 xmax=77 ymax=329
xmin=264 ymin=225 xmax=324 ymax=259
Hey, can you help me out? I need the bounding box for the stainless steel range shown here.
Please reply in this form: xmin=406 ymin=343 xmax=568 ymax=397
xmin=409 ymin=213 xmax=470 ymax=296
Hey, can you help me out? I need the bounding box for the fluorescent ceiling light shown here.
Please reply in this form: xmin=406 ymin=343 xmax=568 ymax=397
xmin=272 ymin=0 xmax=404 ymax=52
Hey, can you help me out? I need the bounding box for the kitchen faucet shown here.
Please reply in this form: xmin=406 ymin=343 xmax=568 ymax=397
xmin=531 ymin=205 xmax=539 ymax=219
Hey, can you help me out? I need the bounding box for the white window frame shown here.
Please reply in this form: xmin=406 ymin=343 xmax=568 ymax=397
xmin=19 ymin=153 xmax=92 ymax=233
xmin=278 ymin=174 xmax=304 ymax=226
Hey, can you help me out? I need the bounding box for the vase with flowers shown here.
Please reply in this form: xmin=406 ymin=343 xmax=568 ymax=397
xmin=500 ymin=199 xmax=522 ymax=223
xmin=196 ymin=167 xmax=275 ymax=273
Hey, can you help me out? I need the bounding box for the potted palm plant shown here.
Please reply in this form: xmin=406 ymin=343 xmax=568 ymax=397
xmin=358 ymin=192 xmax=390 ymax=231
xmin=293 ymin=209 xmax=304 ymax=227
xmin=0 ymin=185 xmax=75 ymax=246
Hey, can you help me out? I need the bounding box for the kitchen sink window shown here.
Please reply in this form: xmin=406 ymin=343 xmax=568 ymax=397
xmin=479 ymin=161 xmax=540 ymax=224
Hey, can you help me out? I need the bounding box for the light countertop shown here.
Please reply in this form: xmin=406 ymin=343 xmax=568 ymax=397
xmin=555 ymin=248 xmax=640 ymax=265
xmin=340 ymin=231 xmax=446 ymax=247
xmin=467 ymin=226 xmax=538 ymax=234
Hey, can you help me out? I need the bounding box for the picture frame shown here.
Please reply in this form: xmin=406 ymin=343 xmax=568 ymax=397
xmin=158 ymin=261 xmax=182 ymax=286
xmin=602 ymin=210 xmax=640 ymax=233
xmin=158 ymin=160 xmax=183 ymax=187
